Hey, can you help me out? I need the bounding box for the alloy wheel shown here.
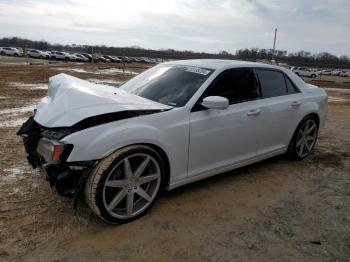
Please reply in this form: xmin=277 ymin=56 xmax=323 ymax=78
xmin=295 ymin=119 xmax=318 ymax=158
xmin=102 ymin=153 xmax=161 ymax=219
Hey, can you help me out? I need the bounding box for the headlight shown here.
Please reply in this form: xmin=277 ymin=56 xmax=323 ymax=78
xmin=37 ymin=138 xmax=72 ymax=164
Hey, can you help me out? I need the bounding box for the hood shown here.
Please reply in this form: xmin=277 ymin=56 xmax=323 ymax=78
xmin=34 ymin=73 xmax=172 ymax=128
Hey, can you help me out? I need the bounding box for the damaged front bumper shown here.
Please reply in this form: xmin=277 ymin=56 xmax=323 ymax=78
xmin=17 ymin=116 xmax=96 ymax=198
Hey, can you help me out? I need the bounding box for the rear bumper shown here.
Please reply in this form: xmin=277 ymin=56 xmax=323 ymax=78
xmin=17 ymin=116 xmax=96 ymax=197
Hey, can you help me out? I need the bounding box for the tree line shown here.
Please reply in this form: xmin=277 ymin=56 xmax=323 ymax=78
xmin=1 ymin=36 xmax=349 ymax=68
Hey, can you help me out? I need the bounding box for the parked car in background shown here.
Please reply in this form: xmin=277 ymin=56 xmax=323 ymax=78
xmin=122 ymin=56 xmax=132 ymax=63
xmin=101 ymin=55 xmax=122 ymax=63
xmin=27 ymin=49 xmax=45 ymax=59
xmin=51 ymin=51 xmax=69 ymax=61
xmin=97 ymin=56 xmax=111 ymax=62
xmin=18 ymin=60 xmax=327 ymax=223
xmin=66 ymin=53 xmax=79 ymax=61
xmin=81 ymin=53 xmax=93 ymax=62
xmin=331 ymin=70 xmax=341 ymax=76
xmin=73 ymin=54 xmax=89 ymax=62
xmin=340 ymin=70 xmax=350 ymax=77
xmin=0 ymin=47 xmax=22 ymax=56
xmin=291 ymin=67 xmax=319 ymax=78
xmin=321 ymin=70 xmax=332 ymax=75
xmin=40 ymin=51 xmax=51 ymax=59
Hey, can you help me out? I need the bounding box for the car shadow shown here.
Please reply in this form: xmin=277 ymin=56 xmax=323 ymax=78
xmin=161 ymin=154 xmax=289 ymax=199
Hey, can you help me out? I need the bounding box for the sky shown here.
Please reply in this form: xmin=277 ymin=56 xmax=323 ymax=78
xmin=0 ymin=0 xmax=349 ymax=56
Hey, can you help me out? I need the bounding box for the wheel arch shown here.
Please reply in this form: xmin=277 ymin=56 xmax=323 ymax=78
xmin=138 ymin=143 xmax=171 ymax=189
xmin=103 ymin=142 xmax=171 ymax=190
xmin=289 ymin=112 xmax=320 ymax=147
xmin=306 ymin=112 xmax=320 ymax=125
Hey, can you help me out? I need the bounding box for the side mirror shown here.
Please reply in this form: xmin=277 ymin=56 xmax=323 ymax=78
xmin=201 ymin=96 xmax=229 ymax=110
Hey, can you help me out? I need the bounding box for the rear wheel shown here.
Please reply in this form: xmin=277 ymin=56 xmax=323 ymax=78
xmin=287 ymin=116 xmax=319 ymax=160
xmin=311 ymin=74 xmax=316 ymax=78
xmin=85 ymin=145 xmax=164 ymax=224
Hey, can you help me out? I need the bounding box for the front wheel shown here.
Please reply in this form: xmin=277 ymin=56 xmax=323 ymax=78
xmin=85 ymin=145 xmax=164 ymax=224
xmin=287 ymin=116 xmax=319 ymax=160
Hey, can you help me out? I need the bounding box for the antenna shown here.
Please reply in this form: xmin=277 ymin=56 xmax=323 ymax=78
xmin=272 ymin=28 xmax=277 ymax=61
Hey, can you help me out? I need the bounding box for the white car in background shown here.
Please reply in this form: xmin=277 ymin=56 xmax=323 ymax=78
xmin=0 ymin=47 xmax=22 ymax=56
xmin=27 ymin=49 xmax=48 ymax=59
xmin=51 ymin=51 xmax=70 ymax=61
xmin=331 ymin=70 xmax=341 ymax=76
xmin=40 ymin=51 xmax=51 ymax=59
xmin=291 ymin=67 xmax=319 ymax=78
xmin=321 ymin=70 xmax=332 ymax=75
xmin=74 ymin=54 xmax=89 ymax=62
xmin=18 ymin=60 xmax=327 ymax=224
xmin=340 ymin=70 xmax=350 ymax=77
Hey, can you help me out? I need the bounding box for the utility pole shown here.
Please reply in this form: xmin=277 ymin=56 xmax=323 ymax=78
xmin=272 ymin=28 xmax=277 ymax=61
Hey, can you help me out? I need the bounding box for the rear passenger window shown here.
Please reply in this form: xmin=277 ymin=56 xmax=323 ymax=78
xmin=256 ymin=70 xmax=287 ymax=98
xmin=285 ymin=76 xmax=299 ymax=94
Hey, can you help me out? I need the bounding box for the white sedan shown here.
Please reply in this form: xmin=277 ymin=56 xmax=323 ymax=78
xmin=291 ymin=67 xmax=319 ymax=78
xmin=27 ymin=49 xmax=47 ymax=59
xmin=18 ymin=60 xmax=327 ymax=223
xmin=0 ymin=47 xmax=22 ymax=56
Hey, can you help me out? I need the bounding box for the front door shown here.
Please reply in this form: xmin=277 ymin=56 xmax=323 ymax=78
xmin=188 ymin=68 xmax=260 ymax=177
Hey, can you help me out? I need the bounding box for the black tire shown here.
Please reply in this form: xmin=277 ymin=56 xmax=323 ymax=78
xmin=287 ymin=115 xmax=319 ymax=161
xmin=85 ymin=145 xmax=165 ymax=224
xmin=14 ymin=53 xmax=19 ymax=57
xmin=311 ymin=74 xmax=316 ymax=78
xmin=0 ymin=51 xmax=5 ymax=55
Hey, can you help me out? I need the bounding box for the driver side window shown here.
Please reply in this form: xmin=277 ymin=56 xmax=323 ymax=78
xmin=205 ymin=68 xmax=259 ymax=104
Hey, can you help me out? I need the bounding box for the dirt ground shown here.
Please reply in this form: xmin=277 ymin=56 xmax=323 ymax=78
xmin=0 ymin=58 xmax=349 ymax=262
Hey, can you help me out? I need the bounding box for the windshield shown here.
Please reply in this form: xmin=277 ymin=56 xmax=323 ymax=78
xmin=119 ymin=64 xmax=213 ymax=107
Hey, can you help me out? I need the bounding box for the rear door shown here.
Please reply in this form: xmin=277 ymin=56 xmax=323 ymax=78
xmin=253 ymin=69 xmax=302 ymax=155
xmin=188 ymin=68 xmax=260 ymax=177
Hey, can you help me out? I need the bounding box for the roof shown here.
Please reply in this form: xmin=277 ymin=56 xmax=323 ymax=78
xmin=165 ymin=59 xmax=279 ymax=70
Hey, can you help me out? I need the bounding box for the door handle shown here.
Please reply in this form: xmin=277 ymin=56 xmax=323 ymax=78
xmin=247 ymin=109 xmax=261 ymax=116
xmin=291 ymin=101 xmax=301 ymax=107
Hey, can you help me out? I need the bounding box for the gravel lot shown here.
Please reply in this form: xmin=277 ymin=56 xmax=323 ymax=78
xmin=0 ymin=59 xmax=349 ymax=261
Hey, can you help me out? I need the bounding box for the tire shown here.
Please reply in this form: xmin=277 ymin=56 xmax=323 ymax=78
xmin=14 ymin=53 xmax=18 ymax=57
xmin=287 ymin=115 xmax=319 ymax=160
xmin=0 ymin=51 xmax=5 ymax=55
xmin=85 ymin=145 xmax=165 ymax=224
xmin=311 ymin=74 xmax=316 ymax=78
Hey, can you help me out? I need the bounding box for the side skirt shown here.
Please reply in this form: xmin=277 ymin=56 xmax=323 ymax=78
xmin=167 ymin=147 xmax=287 ymax=191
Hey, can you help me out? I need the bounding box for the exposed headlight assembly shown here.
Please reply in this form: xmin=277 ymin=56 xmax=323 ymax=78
xmin=37 ymin=138 xmax=72 ymax=164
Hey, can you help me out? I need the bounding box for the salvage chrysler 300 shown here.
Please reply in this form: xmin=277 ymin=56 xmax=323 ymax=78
xmin=18 ymin=60 xmax=327 ymax=223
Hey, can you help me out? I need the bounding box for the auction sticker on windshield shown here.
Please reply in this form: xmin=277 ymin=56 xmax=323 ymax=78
xmin=185 ymin=67 xmax=211 ymax=75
